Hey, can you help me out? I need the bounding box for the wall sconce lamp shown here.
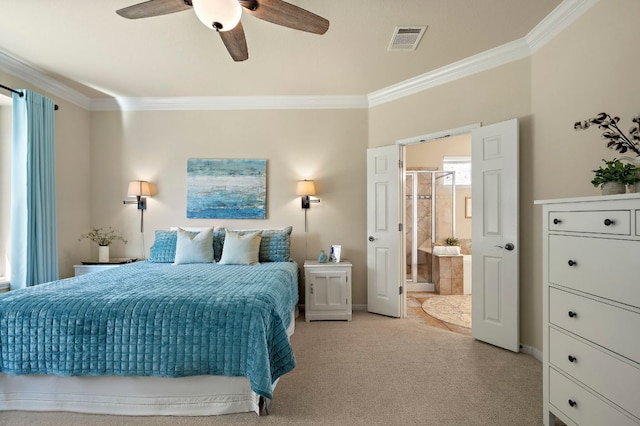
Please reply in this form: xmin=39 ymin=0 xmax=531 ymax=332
xmin=296 ymin=180 xmax=320 ymax=232
xmin=123 ymin=180 xmax=152 ymax=232
xmin=296 ymin=180 xmax=320 ymax=209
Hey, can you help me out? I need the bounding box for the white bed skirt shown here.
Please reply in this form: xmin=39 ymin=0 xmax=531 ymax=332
xmin=0 ymin=374 xmax=266 ymax=416
xmin=0 ymin=308 xmax=297 ymax=416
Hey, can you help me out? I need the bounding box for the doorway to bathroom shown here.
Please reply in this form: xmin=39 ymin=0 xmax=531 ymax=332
xmin=404 ymin=170 xmax=455 ymax=290
xmin=404 ymin=135 xmax=472 ymax=292
xmin=403 ymin=133 xmax=473 ymax=332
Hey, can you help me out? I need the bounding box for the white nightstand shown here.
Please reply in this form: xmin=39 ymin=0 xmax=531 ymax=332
xmin=73 ymin=259 xmax=138 ymax=276
xmin=304 ymin=260 xmax=352 ymax=322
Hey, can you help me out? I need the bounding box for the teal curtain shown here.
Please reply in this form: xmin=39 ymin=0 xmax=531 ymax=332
xmin=10 ymin=90 xmax=58 ymax=290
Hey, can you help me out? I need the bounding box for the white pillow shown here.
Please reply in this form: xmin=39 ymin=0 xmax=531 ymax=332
xmin=218 ymin=230 xmax=262 ymax=265
xmin=173 ymin=227 xmax=214 ymax=264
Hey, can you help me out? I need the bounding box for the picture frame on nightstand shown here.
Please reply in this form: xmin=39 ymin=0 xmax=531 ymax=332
xmin=329 ymin=245 xmax=341 ymax=262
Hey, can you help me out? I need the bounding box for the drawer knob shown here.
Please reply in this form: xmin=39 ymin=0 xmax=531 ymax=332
xmin=604 ymin=218 xmax=615 ymax=226
xmin=568 ymin=311 xmax=577 ymax=318
xmin=568 ymin=355 xmax=577 ymax=363
xmin=567 ymin=260 xmax=577 ymax=267
xmin=553 ymin=218 xmax=562 ymax=225
xmin=568 ymin=399 xmax=578 ymax=408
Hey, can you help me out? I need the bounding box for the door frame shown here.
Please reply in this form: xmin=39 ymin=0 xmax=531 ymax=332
xmin=395 ymin=123 xmax=481 ymax=318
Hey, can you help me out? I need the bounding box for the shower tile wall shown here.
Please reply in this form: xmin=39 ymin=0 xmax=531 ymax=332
xmin=406 ymin=173 xmax=432 ymax=282
xmin=434 ymin=179 xmax=453 ymax=244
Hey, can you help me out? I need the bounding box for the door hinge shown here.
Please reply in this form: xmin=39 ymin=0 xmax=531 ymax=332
xmin=399 ymin=160 xmax=403 ymax=169
xmin=398 ymin=223 xmax=403 ymax=232
xmin=399 ymin=286 xmax=404 ymax=295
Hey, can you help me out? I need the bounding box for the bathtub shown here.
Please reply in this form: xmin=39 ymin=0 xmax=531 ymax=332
xmin=463 ymin=255 xmax=472 ymax=294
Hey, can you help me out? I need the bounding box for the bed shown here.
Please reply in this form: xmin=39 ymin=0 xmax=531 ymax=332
xmin=0 ymin=226 xmax=299 ymax=416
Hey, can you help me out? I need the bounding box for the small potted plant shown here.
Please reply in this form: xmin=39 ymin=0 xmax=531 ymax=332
xmin=591 ymin=158 xmax=639 ymax=195
xmin=434 ymin=237 xmax=461 ymax=255
xmin=445 ymin=237 xmax=459 ymax=246
xmin=78 ymin=227 xmax=127 ymax=262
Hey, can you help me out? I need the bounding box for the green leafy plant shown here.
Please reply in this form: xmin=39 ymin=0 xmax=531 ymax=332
xmin=575 ymin=112 xmax=640 ymax=156
xmin=445 ymin=237 xmax=459 ymax=246
xmin=591 ymin=158 xmax=639 ymax=188
xmin=78 ymin=227 xmax=127 ymax=246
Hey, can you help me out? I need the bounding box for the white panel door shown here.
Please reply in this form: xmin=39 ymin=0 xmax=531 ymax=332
xmin=367 ymin=145 xmax=402 ymax=318
xmin=471 ymin=119 xmax=519 ymax=352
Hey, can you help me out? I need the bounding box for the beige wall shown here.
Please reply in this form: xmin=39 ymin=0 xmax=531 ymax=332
xmin=5 ymin=0 xmax=638 ymax=353
xmin=369 ymin=0 xmax=640 ymax=352
xmin=0 ymin=70 xmax=91 ymax=279
xmin=89 ymin=108 xmax=368 ymax=304
xmin=528 ymin=0 xmax=640 ymax=350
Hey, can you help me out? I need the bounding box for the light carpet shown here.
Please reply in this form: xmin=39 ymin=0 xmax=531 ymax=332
xmin=0 ymin=311 xmax=542 ymax=425
xmin=422 ymin=295 xmax=472 ymax=328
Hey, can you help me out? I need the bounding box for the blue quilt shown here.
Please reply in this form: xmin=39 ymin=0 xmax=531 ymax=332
xmin=0 ymin=261 xmax=298 ymax=399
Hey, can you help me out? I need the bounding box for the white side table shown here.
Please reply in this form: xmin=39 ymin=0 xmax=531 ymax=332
xmin=304 ymin=260 xmax=352 ymax=322
xmin=73 ymin=259 xmax=138 ymax=276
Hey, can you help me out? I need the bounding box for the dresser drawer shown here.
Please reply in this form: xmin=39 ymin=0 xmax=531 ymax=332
xmin=549 ymin=368 xmax=639 ymax=426
xmin=549 ymin=328 xmax=640 ymax=419
xmin=548 ymin=210 xmax=631 ymax=235
xmin=549 ymin=288 xmax=640 ymax=363
xmin=548 ymin=235 xmax=640 ymax=307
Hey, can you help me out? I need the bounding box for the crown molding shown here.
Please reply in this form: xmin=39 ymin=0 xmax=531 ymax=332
xmin=368 ymin=38 xmax=530 ymax=108
xmin=90 ymin=95 xmax=368 ymax=111
xmin=1 ymin=0 xmax=596 ymax=112
xmin=368 ymin=0 xmax=598 ymax=108
xmin=526 ymin=0 xmax=599 ymax=53
xmin=0 ymin=50 xmax=91 ymax=110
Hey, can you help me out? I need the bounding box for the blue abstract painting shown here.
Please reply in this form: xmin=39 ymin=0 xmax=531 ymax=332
xmin=187 ymin=159 xmax=267 ymax=219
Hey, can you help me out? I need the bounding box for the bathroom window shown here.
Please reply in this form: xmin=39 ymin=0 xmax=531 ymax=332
xmin=442 ymin=156 xmax=471 ymax=187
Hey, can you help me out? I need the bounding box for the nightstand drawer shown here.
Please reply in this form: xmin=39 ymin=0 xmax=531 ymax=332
xmin=549 ymin=368 xmax=639 ymax=426
xmin=549 ymin=288 xmax=640 ymax=363
xmin=548 ymin=210 xmax=631 ymax=235
xmin=549 ymin=328 xmax=640 ymax=419
xmin=548 ymin=235 xmax=640 ymax=307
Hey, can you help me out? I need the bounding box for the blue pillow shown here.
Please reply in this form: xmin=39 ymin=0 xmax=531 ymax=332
xmin=148 ymin=230 xmax=177 ymax=263
xmin=213 ymin=227 xmax=226 ymax=262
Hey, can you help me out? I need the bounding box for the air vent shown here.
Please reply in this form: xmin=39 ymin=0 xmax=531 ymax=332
xmin=388 ymin=26 xmax=427 ymax=51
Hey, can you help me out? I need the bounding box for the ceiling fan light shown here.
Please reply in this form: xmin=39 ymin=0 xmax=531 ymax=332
xmin=193 ymin=0 xmax=242 ymax=32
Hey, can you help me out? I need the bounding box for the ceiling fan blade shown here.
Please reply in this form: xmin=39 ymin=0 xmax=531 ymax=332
xmin=219 ymin=22 xmax=249 ymax=62
xmin=240 ymin=0 xmax=329 ymax=35
xmin=116 ymin=0 xmax=192 ymax=19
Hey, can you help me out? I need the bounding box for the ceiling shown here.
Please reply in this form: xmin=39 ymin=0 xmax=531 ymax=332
xmin=0 ymin=0 xmax=562 ymax=100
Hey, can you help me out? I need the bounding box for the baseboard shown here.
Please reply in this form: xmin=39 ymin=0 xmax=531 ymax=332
xmin=520 ymin=344 xmax=542 ymax=362
xmin=298 ymin=304 xmax=367 ymax=312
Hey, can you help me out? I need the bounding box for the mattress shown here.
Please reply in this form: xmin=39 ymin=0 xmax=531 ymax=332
xmin=0 ymin=261 xmax=299 ymax=400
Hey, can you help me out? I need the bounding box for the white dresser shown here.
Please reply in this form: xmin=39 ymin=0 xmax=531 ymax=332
xmin=537 ymin=194 xmax=640 ymax=426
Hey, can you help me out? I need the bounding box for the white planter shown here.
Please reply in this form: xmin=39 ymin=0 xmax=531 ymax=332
xmin=98 ymin=246 xmax=109 ymax=263
xmin=601 ymin=181 xmax=625 ymax=196
xmin=432 ymin=245 xmax=461 ymax=255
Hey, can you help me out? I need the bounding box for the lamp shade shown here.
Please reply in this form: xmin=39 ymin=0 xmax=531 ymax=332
xmin=193 ymin=0 xmax=242 ymax=32
xmin=127 ymin=180 xmax=152 ymax=197
xmin=296 ymin=180 xmax=316 ymax=196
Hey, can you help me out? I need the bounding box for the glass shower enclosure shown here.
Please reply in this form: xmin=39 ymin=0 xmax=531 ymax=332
xmin=405 ymin=170 xmax=455 ymax=284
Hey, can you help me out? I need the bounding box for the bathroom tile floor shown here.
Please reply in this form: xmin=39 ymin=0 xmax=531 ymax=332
xmin=406 ymin=291 xmax=471 ymax=336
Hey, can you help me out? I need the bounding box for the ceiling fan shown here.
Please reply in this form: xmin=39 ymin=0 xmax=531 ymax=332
xmin=116 ymin=0 xmax=329 ymax=62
